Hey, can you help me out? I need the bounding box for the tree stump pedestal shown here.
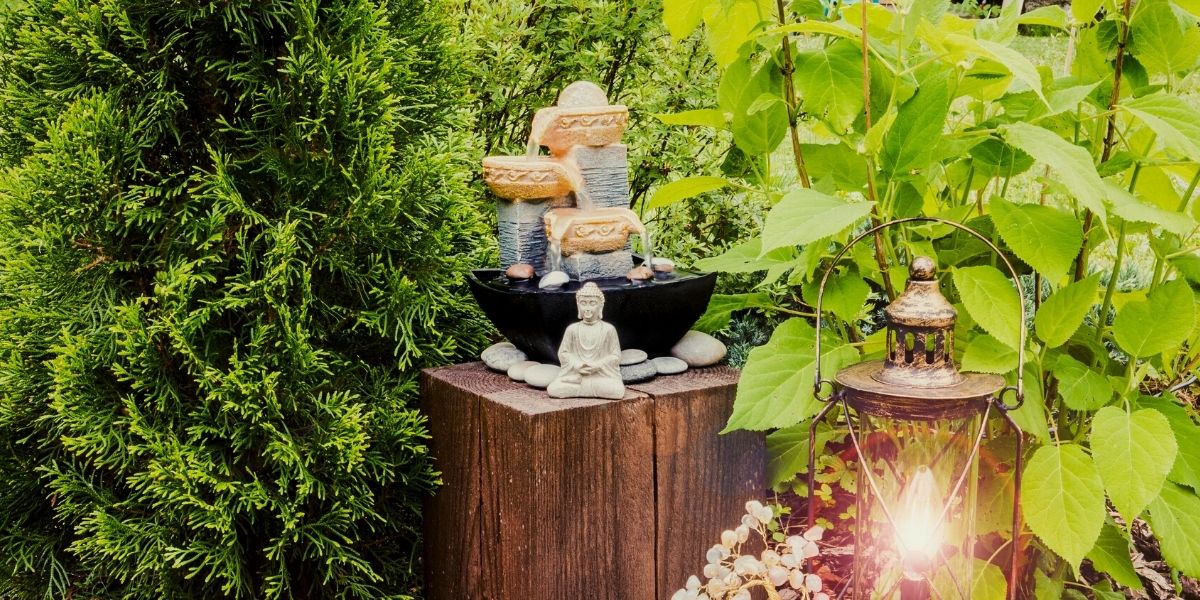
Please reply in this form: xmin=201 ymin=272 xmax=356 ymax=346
xmin=421 ymin=362 xmax=765 ymax=600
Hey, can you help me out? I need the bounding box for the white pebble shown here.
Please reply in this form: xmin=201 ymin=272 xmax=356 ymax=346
xmin=620 ymin=348 xmax=648 ymax=365
xmin=653 ymin=356 xmax=688 ymax=375
xmin=506 ymin=360 xmax=539 ymax=382
xmin=538 ymin=270 xmax=569 ymax=289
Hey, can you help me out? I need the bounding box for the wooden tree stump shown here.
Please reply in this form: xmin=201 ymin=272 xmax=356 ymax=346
xmin=421 ymin=362 xmax=765 ymax=600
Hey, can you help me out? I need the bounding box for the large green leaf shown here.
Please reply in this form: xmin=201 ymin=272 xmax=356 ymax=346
xmin=695 ymin=237 xmax=795 ymax=273
xmin=1052 ymin=354 xmax=1113 ymax=411
xmin=801 ymin=143 xmax=869 ymax=190
xmin=766 ymin=422 xmax=841 ymax=486
xmin=761 ymin=188 xmax=874 ymax=254
xmin=1129 ymin=0 xmax=1200 ymax=76
xmin=1090 ymin=407 xmax=1178 ymax=522
xmin=725 ymin=318 xmax=858 ymax=431
xmin=694 ymin=293 xmax=776 ymax=333
xmin=1138 ymin=396 xmax=1200 ymax=491
xmin=951 ymin=265 xmax=1023 ymax=350
xmin=1113 ymin=278 xmax=1197 ymax=358
xmin=1021 ymin=443 xmax=1107 ymax=570
xmin=1000 ymin=123 xmax=1107 ymax=219
xmin=1086 ymin=523 xmax=1144 ymax=591
xmin=1107 ymin=184 xmax=1198 ymax=236
xmin=646 ymin=176 xmax=731 ymax=210
xmin=663 ymin=0 xmax=710 ymax=40
xmin=961 ymin=334 xmax=1018 ymax=374
xmin=1035 ymin=274 xmax=1101 ymax=348
xmin=804 ymin=270 xmax=871 ymax=324
xmin=703 ymin=0 xmax=773 ymax=67
xmin=1122 ymin=94 xmax=1200 ymax=163
xmin=880 ymin=68 xmax=951 ymax=177
xmin=974 ymin=38 xmax=1048 ymax=103
xmin=1072 ymin=0 xmax=1103 ymax=21
xmin=793 ymin=41 xmax=864 ymax=135
xmin=1148 ymin=482 xmax=1200 ymax=578
xmin=989 ymin=198 xmax=1082 ymax=284
xmin=730 ymin=61 xmax=789 ymax=155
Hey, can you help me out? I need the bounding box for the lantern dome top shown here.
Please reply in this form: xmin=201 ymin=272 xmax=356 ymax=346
xmin=834 ymin=256 xmax=1004 ymax=419
xmin=884 ymin=257 xmax=956 ymax=330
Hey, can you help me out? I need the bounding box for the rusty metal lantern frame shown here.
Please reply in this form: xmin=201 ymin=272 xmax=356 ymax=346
xmin=806 ymin=217 xmax=1026 ymax=600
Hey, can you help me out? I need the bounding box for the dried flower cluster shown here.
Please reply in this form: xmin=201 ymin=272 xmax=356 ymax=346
xmin=673 ymin=501 xmax=830 ymax=600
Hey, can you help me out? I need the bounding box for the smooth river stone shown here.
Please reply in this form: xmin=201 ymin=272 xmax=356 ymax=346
xmin=506 ymin=360 xmax=539 ymax=382
xmin=619 ymin=348 xmax=648 ymax=366
xmin=482 ymin=342 xmax=527 ymax=372
xmin=524 ymin=363 xmax=561 ymax=389
xmin=670 ymin=330 xmax=727 ymax=367
xmin=538 ymin=270 xmax=569 ymax=289
xmin=652 ymin=356 xmax=689 ymax=375
xmin=620 ymin=361 xmax=657 ymax=384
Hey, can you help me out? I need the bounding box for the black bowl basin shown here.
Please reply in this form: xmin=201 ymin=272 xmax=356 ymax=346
xmin=467 ymin=267 xmax=717 ymax=363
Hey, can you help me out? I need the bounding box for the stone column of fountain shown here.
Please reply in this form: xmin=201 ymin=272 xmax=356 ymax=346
xmin=484 ymin=81 xmax=658 ymax=286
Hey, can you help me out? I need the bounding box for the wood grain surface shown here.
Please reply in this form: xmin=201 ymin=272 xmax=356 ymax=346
xmin=422 ymin=362 xmax=765 ymax=599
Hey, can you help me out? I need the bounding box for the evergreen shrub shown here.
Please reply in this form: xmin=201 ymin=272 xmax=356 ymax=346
xmin=0 ymin=0 xmax=489 ymax=597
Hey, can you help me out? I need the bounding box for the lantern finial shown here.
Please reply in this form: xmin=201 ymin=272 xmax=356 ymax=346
xmin=876 ymin=257 xmax=962 ymax=388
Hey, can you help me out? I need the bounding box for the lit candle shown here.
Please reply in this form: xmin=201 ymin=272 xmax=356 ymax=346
xmin=895 ymin=465 xmax=941 ymax=599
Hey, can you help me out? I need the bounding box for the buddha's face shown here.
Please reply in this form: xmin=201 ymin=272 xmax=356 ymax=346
xmin=577 ymin=296 xmax=603 ymax=323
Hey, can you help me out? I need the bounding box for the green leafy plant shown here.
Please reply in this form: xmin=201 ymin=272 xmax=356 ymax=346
xmin=655 ymin=0 xmax=1200 ymax=595
xmin=0 ymin=0 xmax=489 ymax=597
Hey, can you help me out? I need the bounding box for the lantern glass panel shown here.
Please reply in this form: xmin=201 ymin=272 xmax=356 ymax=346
xmin=851 ymin=412 xmax=981 ymax=600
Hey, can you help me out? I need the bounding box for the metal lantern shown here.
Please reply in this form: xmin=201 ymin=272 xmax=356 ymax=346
xmin=807 ymin=218 xmax=1026 ymax=600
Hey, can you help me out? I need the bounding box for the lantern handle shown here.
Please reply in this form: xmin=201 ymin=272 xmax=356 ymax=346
xmin=813 ymin=217 xmax=1027 ymax=408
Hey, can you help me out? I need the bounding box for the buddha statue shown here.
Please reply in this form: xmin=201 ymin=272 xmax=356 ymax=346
xmin=547 ymin=282 xmax=625 ymax=399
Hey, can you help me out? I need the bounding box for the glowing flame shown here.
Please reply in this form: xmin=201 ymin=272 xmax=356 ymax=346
xmin=894 ymin=465 xmax=942 ymax=579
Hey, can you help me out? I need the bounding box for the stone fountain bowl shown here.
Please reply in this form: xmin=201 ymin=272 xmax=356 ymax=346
xmin=467 ymin=264 xmax=717 ymax=363
xmin=535 ymin=105 xmax=629 ymax=154
xmin=482 ymin=156 xmax=574 ymax=200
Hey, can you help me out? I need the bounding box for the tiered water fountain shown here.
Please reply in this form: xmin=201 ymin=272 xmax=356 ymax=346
xmin=469 ymin=81 xmax=719 ymax=368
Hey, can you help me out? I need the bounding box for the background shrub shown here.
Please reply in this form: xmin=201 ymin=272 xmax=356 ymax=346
xmin=0 ymin=0 xmax=489 ymax=597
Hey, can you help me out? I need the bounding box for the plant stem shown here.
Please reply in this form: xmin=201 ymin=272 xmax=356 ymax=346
xmin=859 ymin=0 xmax=897 ymax=300
xmin=1149 ymin=166 xmax=1200 ymax=289
xmin=1075 ymin=0 xmax=1135 ymax=282
xmin=1096 ymin=163 xmax=1142 ymax=341
xmin=1096 ymin=220 xmax=1127 ymax=342
xmin=775 ymin=0 xmax=812 ymax=188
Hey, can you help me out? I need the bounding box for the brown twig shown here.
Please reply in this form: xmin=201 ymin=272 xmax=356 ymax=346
xmin=858 ymin=0 xmax=897 ymax=300
xmin=1074 ymin=0 xmax=1134 ymax=281
xmin=775 ymin=0 xmax=813 ymax=189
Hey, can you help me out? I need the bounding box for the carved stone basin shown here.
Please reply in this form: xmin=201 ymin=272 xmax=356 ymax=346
xmin=532 ymin=105 xmax=629 ymax=155
xmin=544 ymin=207 xmax=643 ymax=256
xmin=482 ymin=156 xmax=575 ymax=201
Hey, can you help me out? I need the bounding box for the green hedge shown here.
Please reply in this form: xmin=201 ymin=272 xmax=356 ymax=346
xmin=0 ymin=1 xmax=489 ymax=597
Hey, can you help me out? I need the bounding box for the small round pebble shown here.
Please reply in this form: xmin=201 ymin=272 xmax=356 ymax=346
xmin=481 ymin=342 xmax=527 ymax=372
xmin=670 ymin=330 xmax=727 ymax=367
xmin=652 ymin=356 xmax=689 ymax=375
xmin=505 ymin=263 xmax=535 ymax=280
xmin=626 ymin=265 xmax=653 ymax=281
xmin=524 ymin=363 xmax=561 ymax=389
xmin=538 ymin=270 xmax=569 ymax=289
xmin=619 ymin=348 xmax=648 ymax=366
xmin=650 ymin=257 xmax=675 ymax=273
xmin=506 ymin=360 xmax=539 ymax=382
xmin=620 ymin=360 xmax=657 ymax=383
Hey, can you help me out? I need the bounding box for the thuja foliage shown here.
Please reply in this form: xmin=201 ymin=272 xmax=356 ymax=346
xmin=0 ymin=0 xmax=490 ymax=597
xmin=657 ymin=0 xmax=1200 ymax=595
